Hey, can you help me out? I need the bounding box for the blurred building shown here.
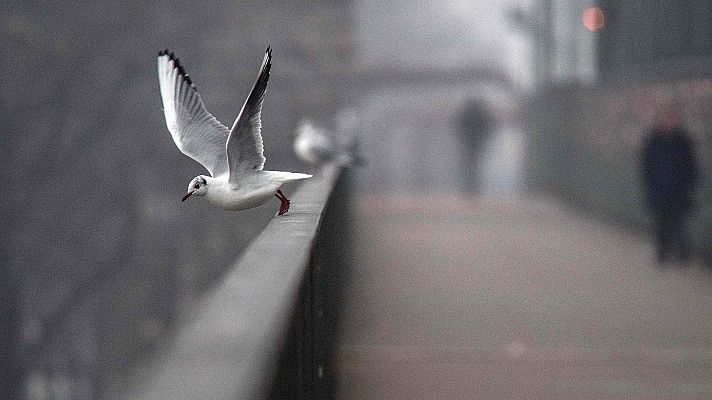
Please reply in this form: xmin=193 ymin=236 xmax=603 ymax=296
xmin=513 ymin=1 xmax=712 ymax=87
xmin=509 ymin=0 xmax=597 ymax=87
xmin=598 ymin=1 xmax=712 ymax=82
xmin=549 ymin=0 xmax=597 ymax=84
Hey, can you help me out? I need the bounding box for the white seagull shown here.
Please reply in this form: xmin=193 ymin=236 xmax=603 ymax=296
xmin=294 ymin=118 xmax=359 ymax=169
xmin=157 ymin=47 xmax=311 ymax=215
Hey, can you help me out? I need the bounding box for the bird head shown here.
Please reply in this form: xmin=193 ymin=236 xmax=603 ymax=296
xmin=182 ymin=175 xmax=209 ymax=202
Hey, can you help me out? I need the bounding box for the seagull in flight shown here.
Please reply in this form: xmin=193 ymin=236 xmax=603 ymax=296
xmin=157 ymin=47 xmax=311 ymax=215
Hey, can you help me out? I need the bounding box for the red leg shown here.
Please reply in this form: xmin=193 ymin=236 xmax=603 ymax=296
xmin=275 ymin=190 xmax=290 ymax=215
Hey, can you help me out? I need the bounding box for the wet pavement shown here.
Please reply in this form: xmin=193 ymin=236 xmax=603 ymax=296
xmin=336 ymin=193 xmax=712 ymax=399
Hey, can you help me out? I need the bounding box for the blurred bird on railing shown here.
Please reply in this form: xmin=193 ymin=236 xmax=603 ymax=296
xmin=293 ymin=118 xmax=364 ymax=172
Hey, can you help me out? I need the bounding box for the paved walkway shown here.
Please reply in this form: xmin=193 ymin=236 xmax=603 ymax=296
xmin=336 ymin=193 xmax=712 ymax=400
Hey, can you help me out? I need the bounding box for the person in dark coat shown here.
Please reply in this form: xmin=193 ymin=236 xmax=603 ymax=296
xmin=640 ymin=106 xmax=699 ymax=264
xmin=456 ymin=99 xmax=492 ymax=194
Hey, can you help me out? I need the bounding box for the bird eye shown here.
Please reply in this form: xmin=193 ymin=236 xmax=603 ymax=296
xmin=194 ymin=183 xmax=200 ymax=189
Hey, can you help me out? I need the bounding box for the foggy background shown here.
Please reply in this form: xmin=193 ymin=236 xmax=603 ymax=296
xmin=3 ymin=0 xmax=712 ymax=399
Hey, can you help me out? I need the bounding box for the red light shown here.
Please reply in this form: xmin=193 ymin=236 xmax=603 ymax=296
xmin=582 ymin=6 xmax=605 ymax=32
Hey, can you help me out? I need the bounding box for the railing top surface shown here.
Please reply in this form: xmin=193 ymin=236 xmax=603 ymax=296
xmin=110 ymin=166 xmax=340 ymax=400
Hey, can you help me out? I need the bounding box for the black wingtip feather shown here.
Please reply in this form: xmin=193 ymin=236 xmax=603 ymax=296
xmin=158 ymin=49 xmax=195 ymax=87
xmin=159 ymin=49 xmax=174 ymax=59
xmin=254 ymin=46 xmax=271 ymax=93
xmin=264 ymin=46 xmax=272 ymax=70
xmin=264 ymin=46 xmax=272 ymax=63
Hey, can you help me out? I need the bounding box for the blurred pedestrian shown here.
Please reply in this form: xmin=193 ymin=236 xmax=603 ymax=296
xmin=456 ymin=99 xmax=492 ymax=194
xmin=640 ymin=105 xmax=699 ymax=265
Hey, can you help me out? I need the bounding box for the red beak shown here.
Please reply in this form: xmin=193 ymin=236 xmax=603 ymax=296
xmin=182 ymin=191 xmax=194 ymax=202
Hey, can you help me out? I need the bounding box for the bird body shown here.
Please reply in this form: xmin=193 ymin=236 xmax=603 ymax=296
xmin=157 ymin=48 xmax=311 ymax=215
xmin=195 ymin=171 xmax=311 ymax=211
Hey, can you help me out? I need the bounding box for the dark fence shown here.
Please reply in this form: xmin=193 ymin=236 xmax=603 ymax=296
xmin=107 ymin=166 xmax=352 ymax=400
xmin=268 ymin=167 xmax=353 ymax=399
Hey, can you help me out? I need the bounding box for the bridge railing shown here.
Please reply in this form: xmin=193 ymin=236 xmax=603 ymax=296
xmin=107 ymin=165 xmax=353 ymax=400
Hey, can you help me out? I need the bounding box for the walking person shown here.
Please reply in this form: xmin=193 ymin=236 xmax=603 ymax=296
xmin=456 ymin=99 xmax=492 ymax=194
xmin=640 ymin=105 xmax=699 ymax=265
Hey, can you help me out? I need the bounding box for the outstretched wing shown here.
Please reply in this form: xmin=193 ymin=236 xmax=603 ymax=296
xmin=226 ymin=47 xmax=270 ymax=182
xmin=157 ymin=50 xmax=229 ymax=177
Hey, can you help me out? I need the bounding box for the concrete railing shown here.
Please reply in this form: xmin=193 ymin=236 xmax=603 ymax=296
xmin=108 ymin=166 xmax=352 ymax=400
